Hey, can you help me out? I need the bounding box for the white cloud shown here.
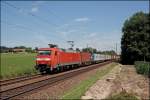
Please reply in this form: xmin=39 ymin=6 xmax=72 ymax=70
xmin=32 ymin=1 xmax=45 ymax=6
xmin=30 ymin=1 xmax=45 ymax=13
xmin=75 ymin=17 xmax=89 ymax=22
xmin=57 ymin=30 xmax=77 ymax=37
xmin=75 ymin=30 xmax=121 ymax=54
xmin=58 ymin=31 xmax=67 ymax=36
xmin=85 ymin=32 xmax=97 ymax=38
xmin=18 ymin=9 xmax=28 ymax=15
xmin=56 ymin=23 xmax=70 ymax=31
xmin=31 ymin=7 xmax=38 ymax=13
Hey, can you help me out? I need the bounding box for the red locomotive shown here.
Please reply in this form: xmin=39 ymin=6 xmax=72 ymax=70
xmin=35 ymin=47 xmax=91 ymax=73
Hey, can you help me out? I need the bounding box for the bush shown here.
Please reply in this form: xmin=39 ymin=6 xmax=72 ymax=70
xmin=108 ymin=91 xmax=138 ymax=100
xmin=134 ymin=61 xmax=150 ymax=77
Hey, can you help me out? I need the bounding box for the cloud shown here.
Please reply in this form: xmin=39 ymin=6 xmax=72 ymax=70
xmin=30 ymin=1 xmax=45 ymax=13
xmin=75 ymin=30 xmax=121 ymax=54
xmin=32 ymin=1 xmax=45 ymax=6
xmin=56 ymin=17 xmax=89 ymax=33
xmin=56 ymin=23 xmax=70 ymax=30
xmin=57 ymin=30 xmax=77 ymax=36
xmin=75 ymin=17 xmax=89 ymax=22
xmin=31 ymin=7 xmax=39 ymax=13
xmin=32 ymin=33 xmax=56 ymax=48
xmin=18 ymin=8 xmax=28 ymax=15
xmin=86 ymin=32 xmax=97 ymax=38
xmin=83 ymin=32 xmax=101 ymax=39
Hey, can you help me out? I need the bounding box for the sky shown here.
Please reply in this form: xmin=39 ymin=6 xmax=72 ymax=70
xmin=1 ymin=1 xmax=149 ymax=54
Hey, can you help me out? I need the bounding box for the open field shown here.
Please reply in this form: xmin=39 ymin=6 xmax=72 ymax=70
xmin=0 ymin=53 xmax=38 ymax=79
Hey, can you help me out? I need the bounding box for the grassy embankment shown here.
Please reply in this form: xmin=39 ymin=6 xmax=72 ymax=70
xmin=134 ymin=61 xmax=150 ymax=77
xmin=62 ymin=62 xmax=118 ymax=99
xmin=0 ymin=53 xmax=38 ymax=79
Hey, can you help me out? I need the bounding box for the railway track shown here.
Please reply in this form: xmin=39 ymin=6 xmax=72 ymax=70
xmin=0 ymin=61 xmax=111 ymax=100
xmin=0 ymin=74 xmax=42 ymax=86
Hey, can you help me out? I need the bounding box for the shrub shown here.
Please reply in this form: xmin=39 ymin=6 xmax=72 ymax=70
xmin=108 ymin=91 xmax=138 ymax=100
xmin=134 ymin=61 xmax=150 ymax=77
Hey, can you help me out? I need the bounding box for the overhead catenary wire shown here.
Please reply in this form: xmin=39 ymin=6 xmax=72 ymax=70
xmin=2 ymin=1 xmax=79 ymax=48
xmin=46 ymin=8 xmax=65 ymax=22
xmin=1 ymin=2 xmax=56 ymax=34
xmin=1 ymin=20 xmax=67 ymax=42
xmin=2 ymin=2 xmax=68 ymax=42
xmin=3 ymin=1 xmax=59 ymax=27
xmin=3 ymin=1 xmax=81 ymax=38
xmin=2 ymin=20 xmax=70 ymax=49
xmin=1 ymin=20 xmax=36 ymax=32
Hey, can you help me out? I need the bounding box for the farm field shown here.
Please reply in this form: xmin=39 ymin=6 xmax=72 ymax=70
xmin=0 ymin=53 xmax=38 ymax=79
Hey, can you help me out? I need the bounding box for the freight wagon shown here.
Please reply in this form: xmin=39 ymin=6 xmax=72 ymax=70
xmin=92 ymin=54 xmax=105 ymax=63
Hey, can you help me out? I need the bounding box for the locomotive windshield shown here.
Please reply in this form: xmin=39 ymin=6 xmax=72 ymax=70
xmin=38 ymin=50 xmax=51 ymax=55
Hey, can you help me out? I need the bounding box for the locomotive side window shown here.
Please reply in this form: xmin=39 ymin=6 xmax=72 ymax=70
xmin=55 ymin=51 xmax=57 ymax=55
xmin=38 ymin=50 xmax=51 ymax=55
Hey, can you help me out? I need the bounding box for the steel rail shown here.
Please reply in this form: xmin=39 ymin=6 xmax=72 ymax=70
xmin=0 ymin=74 xmax=42 ymax=86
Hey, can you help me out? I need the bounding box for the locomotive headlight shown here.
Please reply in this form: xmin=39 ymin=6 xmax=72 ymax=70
xmin=36 ymin=58 xmax=51 ymax=61
xmin=36 ymin=58 xmax=42 ymax=61
xmin=44 ymin=58 xmax=51 ymax=61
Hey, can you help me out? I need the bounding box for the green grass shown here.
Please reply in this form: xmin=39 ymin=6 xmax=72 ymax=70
xmin=62 ymin=63 xmax=118 ymax=99
xmin=107 ymin=91 xmax=139 ymax=100
xmin=0 ymin=53 xmax=38 ymax=79
xmin=134 ymin=61 xmax=150 ymax=76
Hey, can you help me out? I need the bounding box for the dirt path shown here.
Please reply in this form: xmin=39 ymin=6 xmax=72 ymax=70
xmin=114 ymin=65 xmax=149 ymax=99
xmin=82 ymin=65 xmax=149 ymax=100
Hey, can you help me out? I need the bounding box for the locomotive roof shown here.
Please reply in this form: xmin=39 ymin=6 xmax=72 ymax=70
xmin=38 ymin=48 xmax=59 ymax=51
xmin=38 ymin=48 xmax=79 ymax=53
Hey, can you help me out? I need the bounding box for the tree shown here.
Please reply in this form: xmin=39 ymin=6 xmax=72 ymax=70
xmin=121 ymin=12 xmax=150 ymax=64
xmin=14 ymin=46 xmax=26 ymax=49
xmin=82 ymin=47 xmax=97 ymax=53
xmin=100 ymin=50 xmax=116 ymax=55
xmin=76 ymin=48 xmax=80 ymax=52
xmin=0 ymin=46 xmax=9 ymax=53
xmin=34 ymin=47 xmax=38 ymax=51
xmin=25 ymin=47 xmax=32 ymax=53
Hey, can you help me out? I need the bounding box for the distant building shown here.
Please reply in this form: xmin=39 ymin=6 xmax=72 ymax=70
xmin=12 ymin=48 xmax=26 ymax=53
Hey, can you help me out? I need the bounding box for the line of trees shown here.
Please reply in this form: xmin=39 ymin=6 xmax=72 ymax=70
xmin=81 ymin=47 xmax=116 ymax=55
xmin=121 ymin=11 xmax=150 ymax=64
xmin=1 ymin=46 xmax=116 ymax=55
xmin=0 ymin=46 xmax=38 ymax=53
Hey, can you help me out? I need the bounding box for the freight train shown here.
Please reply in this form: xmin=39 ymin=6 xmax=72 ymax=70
xmin=35 ymin=47 xmax=118 ymax=74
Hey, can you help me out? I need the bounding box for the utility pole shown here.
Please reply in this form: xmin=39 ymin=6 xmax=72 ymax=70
xmin=115 ymin=43 xmax=117 ymax=55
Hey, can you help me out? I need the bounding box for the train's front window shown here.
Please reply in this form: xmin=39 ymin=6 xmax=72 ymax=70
xmin=38 ymin=50 xmax=51 ymax=55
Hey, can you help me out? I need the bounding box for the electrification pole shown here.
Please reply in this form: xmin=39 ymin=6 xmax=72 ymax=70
xmin=115 ymin=43 xmax=117 ymax=55
xmin=67 ymin=41 xmax=74 ymax=50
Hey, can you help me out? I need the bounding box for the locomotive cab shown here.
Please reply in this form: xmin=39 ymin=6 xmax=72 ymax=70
xmin=35 ymin=48 xmax=59 ymax=73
